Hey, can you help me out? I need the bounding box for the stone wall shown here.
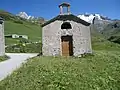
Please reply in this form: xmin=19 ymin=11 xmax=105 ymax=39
xmin=0 ymin=20 xmax=5 ymax=56
xmin=71 ymin=22 xmax=92 ymax=56
xmin=42 ymin=21 xmax=62 ymax=56
xmin=42 ymin=20 xmax=92 ymax=56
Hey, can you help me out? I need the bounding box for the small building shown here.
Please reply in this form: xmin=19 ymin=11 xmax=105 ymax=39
xmin=5 ymin=34 xmax=19 ymax=38
xmin=42 ymin=3 xmax=92 ymax=56
xmin=0 ymin=17 xmax=5 ymax=56
xmin=18 ymin=35 xmax=28 ymax=39
xmin=5 ymin=34 xmax=28 ymax=39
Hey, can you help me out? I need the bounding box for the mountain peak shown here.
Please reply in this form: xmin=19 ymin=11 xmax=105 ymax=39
xmin=77 ymin=13 xmax=110 ymax=23
xmin=16 ymin=12 xmax=32 ymax=20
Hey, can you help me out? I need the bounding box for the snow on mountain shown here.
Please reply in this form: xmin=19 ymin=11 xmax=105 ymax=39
xmin=17 ymin=12 xmax=110 ymax=25
xmin=78 ymin=13 xmax=108 ymax=23
xmin=16 ymin=12 xmax=46 ymax=24
xmin=16 ymin=12 xmax=34 ymax=20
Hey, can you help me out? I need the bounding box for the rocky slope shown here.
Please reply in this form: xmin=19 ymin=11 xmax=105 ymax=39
xmin=78 ymin=13 xmax=120 ymax=44
xmin=78 ymin=13 xmax=112 ymax=31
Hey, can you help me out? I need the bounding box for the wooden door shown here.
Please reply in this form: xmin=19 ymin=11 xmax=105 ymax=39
xmin=61 ymin=36 xmax=73 ymax=56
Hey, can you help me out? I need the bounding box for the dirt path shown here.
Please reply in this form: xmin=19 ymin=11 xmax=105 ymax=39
xmin=0 ymin=53 xmax=37 ymax=81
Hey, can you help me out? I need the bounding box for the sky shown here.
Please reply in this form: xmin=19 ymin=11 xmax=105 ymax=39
xmin=0 ymin=0 xmax=120 ymax=19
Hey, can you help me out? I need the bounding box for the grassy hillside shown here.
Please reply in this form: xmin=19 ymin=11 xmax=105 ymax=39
xmin=0 ymin=10 xmax=42 ymax=45
xmin=5 ymin=21 xmax=42 ymax=45
xmin=4 ymin=21 xmax=42 ymax=53
xmin=0 ymin=10 xmax=16 ymax=21
xmin=0 ymin=49 xmax=120 ymax=90
xmin=100 ymin=21 xmax=120 ymax=44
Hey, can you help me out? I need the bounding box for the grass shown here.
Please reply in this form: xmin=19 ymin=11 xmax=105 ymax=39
xmin=0 ymin=10 xmax=42 ymax=45
xmin=0 ymin=55 xmax=9 ymax=62
xmin=92 ymin=39 xmax=120 ymax=51
xmin=4 ymin=21 xmax=42 ymax=45
xmin=5 ymin=38 xmax=19 ymax=45
xmin=5 ymin=42 xmax=42 ymax=53
xmin=0 ymin=50 xmax=120 ymax=90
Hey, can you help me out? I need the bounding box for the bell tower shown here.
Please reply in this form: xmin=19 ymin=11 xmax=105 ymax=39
xmin=59 ymin=2 xmax=71 ymax=15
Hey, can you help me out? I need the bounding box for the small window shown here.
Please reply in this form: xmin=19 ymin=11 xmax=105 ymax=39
xmin=19 ymin=36 xmax=22 ymax=38
xmin=61 ymin=22 xmax=72 ymax=29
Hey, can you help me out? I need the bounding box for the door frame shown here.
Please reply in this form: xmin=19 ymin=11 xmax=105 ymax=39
xmin=61 ymin=35 xmax=73 ymax=56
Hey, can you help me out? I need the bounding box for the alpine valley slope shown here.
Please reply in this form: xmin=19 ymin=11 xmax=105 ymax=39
xmin=0 ymin=10 xmax=42 ymax=45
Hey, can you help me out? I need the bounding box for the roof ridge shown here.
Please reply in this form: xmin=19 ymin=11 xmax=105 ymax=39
xmin=42 ymin=14 xmax=90 ymax=27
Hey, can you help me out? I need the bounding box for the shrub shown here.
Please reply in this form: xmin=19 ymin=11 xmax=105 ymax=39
xmin=5 ymin=42 xmax=42 ymax=53
xmin=14 ymin=20 xmax=23 ymax=24
xmin=0 ymin=55 xmax=9 ymax=62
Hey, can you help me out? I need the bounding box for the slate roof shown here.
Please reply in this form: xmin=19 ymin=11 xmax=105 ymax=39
xmin=41 ymin=14 xmax=91 ymax=27
xmin=59 ymin=2 xmax=70 ymax=7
